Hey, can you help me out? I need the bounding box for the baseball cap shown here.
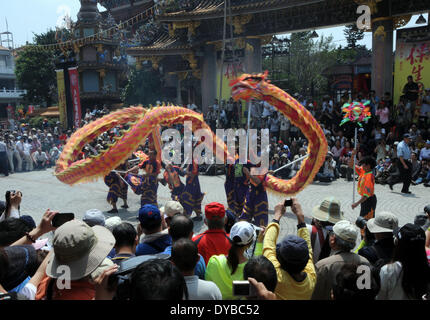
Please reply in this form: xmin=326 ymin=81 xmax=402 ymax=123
xmin=276 ymin=235 xmax=309 ymax=266
xmin=205 ymin=202 xmax=225 ymax=220
xmin=138 ymin=204 xmax=161 ymax=228
xmin=312 ymin=197 xmax=344 ymax=224
xmin=367 ymin=211 xmax=399 ymax=233
xmin=161 ymin=201 xmax=184 ymax=219
xmin=229 ymin=221 xmax=257 ymax=246
xmin=105 ymin=216 xmax=122 ymax=232
xmin=403 ymin=133 xmax=411 ymax=139
xmin=46 ymin=220 xmax=115 ymax=281
xmin=333 ymin=220 xmax=358 ymax=243
xmin=425 ymin=140 xmax=430 ymax=145
xmin=83 ymin=209 xmax=106 ymax=227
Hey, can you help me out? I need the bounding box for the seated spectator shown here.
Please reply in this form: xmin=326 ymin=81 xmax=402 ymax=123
xmin=31 ymin=147 xmax=48 ymax=170
xmin=130 ymin=259 xmax=188 ymax=300
xmin=192 ymin=202 xmax=231 ymax=265
xmin=205 ymin=220 xmax=262 ymax=300
xmin=263 ymin=198 xmax=316 ymax=300
xmin=316 ymin=152 xmax=336 ymax=182
xmin=308 ymin=197 xmax=344 ymax=263
xmin=358 ymin=212 xmax=398 ymax=267
xmin=135 ymin=204 xmax=171 ymax=256
xmin=312 ymin=220 xmax=370 ymax=300
xmin=377 ymin=224 xmax=430 ymax=300
xmin=171 ymin=238 xmax=222 ymax=300
xmin=243 ymin=255 xmax=278 ymax=295
xmin=36 ymin=219 xmax=115 ymax=300
xmin=111 ymin=222 xmax=138 ymax=264
xmin=331 ymin=263 xmax=379 ymax=300
xmin=83 ymin=209 xmax=106 ymax=227
xmin=162 ymin=214 xmax=206 ymax=279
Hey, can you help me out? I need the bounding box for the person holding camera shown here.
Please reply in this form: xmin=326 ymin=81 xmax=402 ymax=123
xmin=262 ymin=198 xmax=316 ymax=300
xmin=0 ymin=191 xmax=22 ymax=222
xmin=349 ymin=149 xmax=377 ymax=225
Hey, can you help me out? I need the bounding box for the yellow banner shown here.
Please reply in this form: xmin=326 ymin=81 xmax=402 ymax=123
xmin=56 ymin=70 xmax=67 ymax=130
xmin=394 ymin=35 xmax=430 ymax=106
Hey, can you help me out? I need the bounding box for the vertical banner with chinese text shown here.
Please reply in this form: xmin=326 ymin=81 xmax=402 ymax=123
xmin=68 ymin=67 xmax=82 ymax=129
xmin=394 ymin=26 xmax=430 ymax=106
xmin=56 ymin=70 xmax=68 ymax=130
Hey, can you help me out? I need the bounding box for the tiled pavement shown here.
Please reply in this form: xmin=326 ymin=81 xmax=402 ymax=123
xmin=2 ymin=169 xmax=429 ymax=243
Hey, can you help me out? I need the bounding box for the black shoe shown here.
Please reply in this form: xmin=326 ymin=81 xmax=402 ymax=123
xmin=388 ymin=183 xmax=393 ymax=190
xmin=401 ymin=191 xmax=412 ymax=194
xmin=121 ymin=204 xmax=129 ymax=209
xmin=107 ymin=208 xmax=119 ymax=214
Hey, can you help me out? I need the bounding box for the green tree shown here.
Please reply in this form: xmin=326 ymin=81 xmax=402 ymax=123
xmin=15 ymin=30 xmax=62 ymax=107
xmin=343 ymin=24 xmax=364 ymax=49
xmin=121 ymin=67 xmax=163 ymax=106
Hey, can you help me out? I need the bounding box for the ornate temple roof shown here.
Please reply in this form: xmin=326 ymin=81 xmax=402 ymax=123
xmin=157 ymin=0 xmax=324 ymax=21
xmin=126 ymin=33 xmax=192 ymax=56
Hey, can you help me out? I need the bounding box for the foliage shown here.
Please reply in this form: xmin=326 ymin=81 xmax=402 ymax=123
xmin=343 ymin=24 xmax=364 ymax=49
xmin=263 ymin=31 xmax=338 ymax=98
xmin=121 ymin=67 xmax=163 ymax=106
xmin=15 ymin=29 xmax=67 ymax=107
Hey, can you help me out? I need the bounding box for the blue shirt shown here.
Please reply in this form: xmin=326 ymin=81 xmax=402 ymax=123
xmin=135 ymin=234 xmax=172 ymax=256
xmin=397 ymin=140 xmax=411 ymax=160
xmin=162 ymin=246 xmax=206 ymax=280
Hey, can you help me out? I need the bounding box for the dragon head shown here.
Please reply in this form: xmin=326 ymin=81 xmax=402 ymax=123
xmin=230 ymin=71 xmax=270 ymax=102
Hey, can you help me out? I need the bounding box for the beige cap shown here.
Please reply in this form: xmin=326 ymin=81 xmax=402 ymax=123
xmin=46 ymin=220 xmax=115 ymax=281
xmin=333 ymin=220 xmax=358 ymax=243
xmin=161 ymin=200 xmax=184 ymax=218
xmin=312 ymin=197 xmax=344 ymax=224
xmin=367 ymin=211 xmax=399 ymax=233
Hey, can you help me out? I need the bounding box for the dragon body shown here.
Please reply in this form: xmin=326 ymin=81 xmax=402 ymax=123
xmin=55 ymin=72 xmax=327 ymax=197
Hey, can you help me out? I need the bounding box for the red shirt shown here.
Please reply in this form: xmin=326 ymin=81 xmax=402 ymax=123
xmin=192 ymin=229 xmax=231 ymax=265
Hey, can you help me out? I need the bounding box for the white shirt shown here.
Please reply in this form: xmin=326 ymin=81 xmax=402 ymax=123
xmin=420 ymin=147 xmax=430 ymax=161
xmin=32 ymin=151 xmax=48 ymax=162
xmin=184 ymin=275 xmax=222 ymax=300
xmin=0 ymin=207 xmax=20 ymax=222
xmin=377 ymin=262 xmax=410 ymax=300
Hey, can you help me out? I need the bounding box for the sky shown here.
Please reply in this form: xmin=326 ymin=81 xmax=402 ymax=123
xmin=0 ymin=1 xmax=428 ymax=49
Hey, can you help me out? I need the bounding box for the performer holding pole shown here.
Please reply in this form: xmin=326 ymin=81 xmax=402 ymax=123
xmin=126 ymin=149 xmax=161 ymax=207
xmin=349 ymin=148 xmax=377 ymax=234
xmin=181 ymin=160 xmax=204 ymax=219
xmin=163 ymin=163 xmax=186 ymax=202
xmin=104 ymin=162 xmax=129 ymax=213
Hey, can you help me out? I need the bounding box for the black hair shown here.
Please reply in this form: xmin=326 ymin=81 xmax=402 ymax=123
xmin=140 ymin=217 xmax=162 ymax=232
xmin=244 ymin=256 xmax=277 ymax=292
xmin=171 ymin=238 xmax=199 ymax=272
xmin=392 ymin=224 xmax=430 ymax=299
xmin=130 ymin=259 xmax=188 ymax=300
xmin=360 ymin=156 xmax=376 ymax=170
xmin=169 ymin=215 xmax=193 ymax=242
xmin=0 ymin=218 xmax=33 ymax=247
xmin=112 ymin=222 xmax=137 ymax=249
xmin=0 ymin=248 xmax=9 ymax=283
xmin=227 ymin=236 xmax=249 ymax=275
xmin=207 ymin=217 xmax=225 ymax=230
xmin=332 ymin=263 xmax=379 ymax=300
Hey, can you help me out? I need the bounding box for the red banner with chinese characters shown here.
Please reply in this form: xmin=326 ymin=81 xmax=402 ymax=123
xmin=394 ymin=26 xmax=430 ymax=106
xmin=68 ymin=67 xmax=82 ymax=129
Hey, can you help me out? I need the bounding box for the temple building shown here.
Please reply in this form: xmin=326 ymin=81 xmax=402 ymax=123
xmin=97 ymin=0 xmax=429 ymax=113
xmin=74 ymin=0 xmax=127 ymax=109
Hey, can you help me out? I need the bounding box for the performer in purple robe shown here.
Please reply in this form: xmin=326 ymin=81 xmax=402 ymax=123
xmin=181 ymin=161 xmax=204 ymax=219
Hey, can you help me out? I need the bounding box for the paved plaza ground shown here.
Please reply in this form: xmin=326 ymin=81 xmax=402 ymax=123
xmin=1 ymin=168 xmax=429 ymax=243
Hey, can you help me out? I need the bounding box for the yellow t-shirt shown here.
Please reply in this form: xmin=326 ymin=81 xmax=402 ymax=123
xmin=263 ymin=222 xmax=316 ymax=300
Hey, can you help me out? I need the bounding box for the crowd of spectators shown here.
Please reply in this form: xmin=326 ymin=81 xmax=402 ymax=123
xmin=0 ymin=191 xmax=429 ymax=301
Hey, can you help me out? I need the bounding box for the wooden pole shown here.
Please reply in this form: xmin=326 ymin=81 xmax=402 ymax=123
xmin=353 ymin=127 xmax=357 ymax=203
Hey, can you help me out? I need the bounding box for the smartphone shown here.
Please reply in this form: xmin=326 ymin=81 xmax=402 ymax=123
xmin=232 ymin=280 xmax=256 ymax=297
xmin=52 ymin=213 xmax=75 ymax=228
xmin=284 ymin=199 xmax=293 ymax=207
